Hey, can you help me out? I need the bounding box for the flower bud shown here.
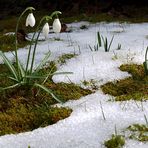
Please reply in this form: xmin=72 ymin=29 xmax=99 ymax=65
xmin=26 ymin=13 xmax=35 ymax=27
xmin=42 ymin=23 xmax=49 ymax=39
xmin=53 ymin=18 xmax=61 ymax=33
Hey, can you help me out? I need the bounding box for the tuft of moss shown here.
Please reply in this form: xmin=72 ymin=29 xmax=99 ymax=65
xmin=44 ymin=82 xmax=92 ymax=104
xmin=58 ymin=53 xmax=77 ymax=65
xmin=0 ymin=34 xmax=31 ymax=52
xmin=119 ymin=64 xmax=145 ymax=80
xmin=82 ymin=79 xmax=99 ymax=90
xmin=127 ymin=124 xmax=148 ymax=142
xmin=104 ymin=134 xmax=125 ymax=148
xmin=0 ymin=61 xmax=92 ymax=136
xmin=0 ymin=100 xmax=72 ymax=135
xmin=101 ymin=64 xmax=148 ymax=101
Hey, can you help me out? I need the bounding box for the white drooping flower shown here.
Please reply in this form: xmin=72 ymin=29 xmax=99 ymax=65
xmin=42 ymin=23 xmax=49 ymax=39
xmin=53 ymin=18 xmax=61 ymax=33
xmin=26 ymin=13 xmax=35 ymax=27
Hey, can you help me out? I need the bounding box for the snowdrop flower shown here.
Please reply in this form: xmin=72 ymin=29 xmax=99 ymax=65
xmin=26 ymin=13 xmax=35 ymax=27
xmin=42 ymin=23 xmax=49 ymax=39
xmin=53 ymin=18 xmax=61 ymax=33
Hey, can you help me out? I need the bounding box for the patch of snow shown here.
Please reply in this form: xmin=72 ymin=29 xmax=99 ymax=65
xmin=0 ymin=22 xmax=148 ymax=148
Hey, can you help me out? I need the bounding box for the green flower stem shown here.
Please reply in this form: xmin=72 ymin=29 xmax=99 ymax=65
xmin=50 ymin=11 xmax=62 ymax=18
xmin=29 ymin=16 xmax=52 ymax=74
xmin=25 ymin=31 xmax=36 ymax=74
xmin=15 ymin=7 xmax=35 ymax=79
xmin=25 ymin=26 xmax=40 ymax=75
xmin=25 ymin=16 xmax=50 ymax=74
xmin=29 ymin=29 xmax=42 ymax=74
xmin=25 ymin=12 xmax=61 ymax=74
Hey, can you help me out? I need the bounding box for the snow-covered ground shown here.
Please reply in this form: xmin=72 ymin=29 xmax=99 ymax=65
xmin=0 ymin=21 xmax=148 ymax=148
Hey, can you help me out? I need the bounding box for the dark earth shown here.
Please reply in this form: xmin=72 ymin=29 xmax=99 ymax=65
xmin=0 ymin=0 xmax=148 ymax=19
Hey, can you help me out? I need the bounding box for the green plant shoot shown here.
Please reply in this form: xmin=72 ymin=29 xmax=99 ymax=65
xmin=0 ymin=7 xmax=70 ymax=103
xmin=143 ymin=46 xmax=148 ymax=75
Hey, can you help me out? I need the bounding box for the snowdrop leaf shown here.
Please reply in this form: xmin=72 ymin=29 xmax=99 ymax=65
xmin=34 ymin=83 xmax=64 ymax=103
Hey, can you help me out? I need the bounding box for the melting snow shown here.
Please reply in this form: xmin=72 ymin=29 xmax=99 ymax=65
xmin=0 ymin=21 xmax=148 ymax=148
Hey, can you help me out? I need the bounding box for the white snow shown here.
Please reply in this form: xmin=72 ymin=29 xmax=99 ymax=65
xmin=0 ymin=21 xmax=148 ymax=148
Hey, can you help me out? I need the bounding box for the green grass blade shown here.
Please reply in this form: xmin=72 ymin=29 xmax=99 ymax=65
xmin=89 ymin=45 xmax=93 ymax=51
xmin=97 ymin=32 xmax=102 ymax=47
xmin=143 ymin=61 xmax=148 ymax=75
xmin=144 ymin=47 xmax=148 ymax=75
xmin=17 ymin=60 xmax=25 ymax=78
xmin=0 ymin=73 xmax=7 ymax=77
xmin=35 ymin=51 xmax=51 ymax=72
xmin=25 ymin=75 xmax=46 ymax=79
xmin=0 ymin=51 xmax=18 ymax=80
xmin=34 ymin=83 xmax=63 ymax=103
xmin=94 ymin=45 xmax=97 ymax=51
xmin=53 ymin=72 xmax=73 ymax=75
xmin=105 ymin=37 xmax=108 ymax=52
xmin=1 ymin=83 xmax=21 ymax=90
xmin=11 ymin=51 xmax=25 ymax=79
xmin=108 ymin=35 xmax=114 ymax=52
xmin=30 ymin=29 xmax=42 ymax=74
xmin=145 ymin=46 xmax=148 ymax=62
xmin=101 ymin=36 xmax=107 ymax=51
xmin=34 ymin=72 xmax=72 ymax=79
xmin=36 ymin=71 xmax=72 ymax=97
xmin=144 ymin=114 xmax=148 ymax=125
xmin=96 ymin=44 xmax=99 ymax=51
xmin=8 ymin=76 xmax=18 ymax=82
xmin=101 ymin=35 xmax=105 ymax=43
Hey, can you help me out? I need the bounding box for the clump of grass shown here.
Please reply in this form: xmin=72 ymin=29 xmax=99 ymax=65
xmin=0 ymin=34 xmax=30 ymax=52
xmin=104 ymin=134 xmax=125 ymax=148
xmin=53 ymin=37 xmax=63 ymax=41
xmin=101 ymin=34 xmax=114 ymax=52
xmin=101 ymin=64 xmax=148 ymax=101
xmin=89 ymin=32 xmax=114 ymax=52
xmin=58 ymin=53 xmax=77 ymax=65
xmin=82 ymin=79 xmax=99 ymax=90
xmin=127 ymin=124 xmax=148 ymax=142
xmin=80 ymin=25 xmax=88 ymax=30
xmin=117 ymin=44 xmax=122 ymax=50
xmin=0 ymin=61 xmax=92 ymax=136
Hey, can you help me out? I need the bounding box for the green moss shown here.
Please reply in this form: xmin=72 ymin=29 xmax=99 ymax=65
xmin=101 ymin=64 xmax=148 ymax=101
xmin=0 ymin=34 xmax=30 ymax=52
xmin=127 ymin=124 xmax=148 ymax=142
xmin=82 ymin=79 xmax=99 ymax=90
xmin=37 ymin=61 xmax=57 ymax=81
xmin=119 ymin=64 xmax=145 ymax=80
xmin=0 ymin=61 xmax=92 ymax=136
xmin=58 ymin=53 xmax=77 ymax=65
xmin=104 ymin=134 xmax=125 ymax=148
xmin=0 ymin=101 xmax=72 ymax=135
xmin=104 ymin=123 xmax=148 ymax=147
xmin=44 ymin=82 xmax=92 ymax=104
